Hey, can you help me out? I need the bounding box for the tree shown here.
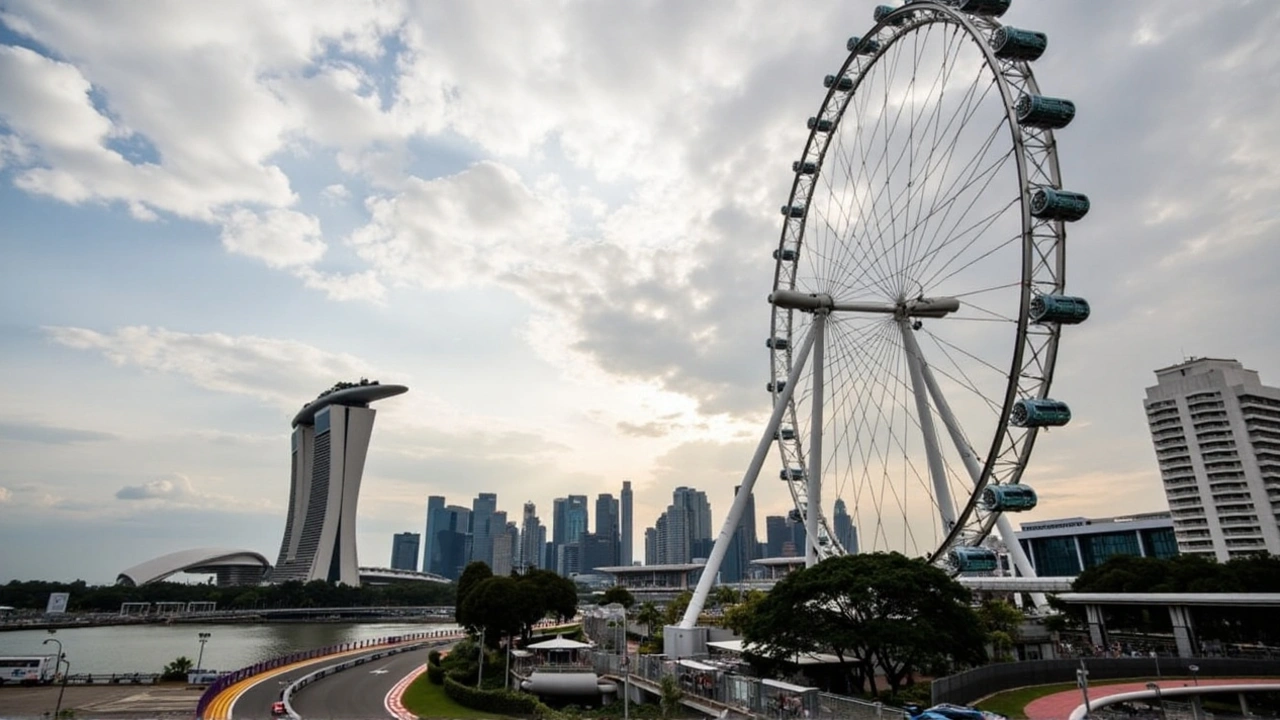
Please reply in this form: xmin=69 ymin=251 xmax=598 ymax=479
xmin=461 ymin=576 xmax=525 ymax=646
xmin=659 ymin=672 xmax=684 ymax=718
xmin=712 ymin=585 xmax=740 ymax=609
xmin=719 ymin=590 xmax=766 ymax=635
xmin=455 ymin=562 xmax=494 ymax=629
xmin=600 ymin=585 xmax=636 ymax=609
xmin=161 ymin=656 xmax=194 ymax=681
xmin=663 ymin=590 xmax=692 ymax=626
xmin=977 ymin=599 xmax=1024 ymax=662
xmin=636 ymin=601 xmax=663 ymax=640
xmin=743 ymin=553 xmax=986 ymax=696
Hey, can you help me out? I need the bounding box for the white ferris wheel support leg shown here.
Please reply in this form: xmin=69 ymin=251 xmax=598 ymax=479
xmin=899 ymin=321 xmax=1047 ymax=608
xmin=897 ymin=318 xmax=958 ymax=535
xmin=677 ymin=319 xmax=819 ymax=630
xmin=806 ymin=313 xmax=826 ymax=568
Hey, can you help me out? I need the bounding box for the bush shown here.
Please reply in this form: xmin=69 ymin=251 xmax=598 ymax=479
xmin=442 ymin=676 xmax=563 ymax=718
xmin=425 ymin=664 xmax=445 ymax=685
xmin=427 ymin=649 xmax=442 ymax=666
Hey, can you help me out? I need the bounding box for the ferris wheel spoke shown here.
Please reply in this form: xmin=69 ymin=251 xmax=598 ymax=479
xmin=913 ymin=172 xmax=1020 ymax=290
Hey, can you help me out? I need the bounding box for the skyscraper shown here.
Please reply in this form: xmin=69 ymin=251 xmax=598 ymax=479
xmin=595 ymin=493 xmax=620 ymax=565
xmin=833 ymin=498 xmax=858 ymax=554
xmin=765 ymin=515 xmax=788 ymax=558
xmin=469 ymin=493 xmax=498 ymax=567
xmin=621 ymin=481 xmax=634 ymax=566
xmin=520 ymin=501 xmax=543 ymax=570
xmin=273 ymin=380 xmax=407 ymax=585
xmin=1144 ymin=358 xmax=1280 ymax=561
xmin=723 ymin=486 xmax=758 ymax=583
xmin=423 ymin=495 xmax=445 ymax=572
xmin=654 ymin=487 xmax=712 ymax=564
xmin=430 ymin=505 xmax=471 ymax=580
xmin=492 ymin=521 xmax=517 ymax=576
xmin=391 ymin=532 xmax=420 ymax=571
xmin=644 ymin=527 xmax=658 ymax=565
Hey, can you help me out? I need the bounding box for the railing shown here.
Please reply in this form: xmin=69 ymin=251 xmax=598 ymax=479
xmin=584 ymin=650 xmax=905 ymax=720
xmin=193 ymin=628 xmax=465 ymax=719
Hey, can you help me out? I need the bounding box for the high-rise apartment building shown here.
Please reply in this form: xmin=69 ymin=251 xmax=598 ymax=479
xmin=390 ymin=532 xmax=420 ymax=571
xmin=423 ymin=495 xmax=445 ymax=572
xmin=273 ymin=381 xmax=407 ymax=585
xmin=621 ymin=481 xmax=634 ymax=566
xmin=1145 ymin=358 xmax=1280 ymax=561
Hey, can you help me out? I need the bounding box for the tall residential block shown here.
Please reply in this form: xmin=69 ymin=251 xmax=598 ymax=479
xmin=621 ymin=481 xmax=634 ymax=566
xmin=390 ymin=532 xmax=420 ymax=571
xmin=1144 ymin=358 xmax=1280 ymax=561
xmin=273 ymin=380 xmax=407 ymax=585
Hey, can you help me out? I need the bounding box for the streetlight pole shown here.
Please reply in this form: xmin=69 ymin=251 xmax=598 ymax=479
xmin=477 ymin=627 xmax=485 ymax=689
xmin=42 ymin=634 xmax=68 ymax=719
xmin=1147 ymin=682 xmax=1167 ymax=720
xmin=1076 ymin=662 xmax=1091 ymax=718
xmin=1189 ymin=664 xmax=1203 ymax=720
xmin=196 ymin=632 xmax=212 ymax=672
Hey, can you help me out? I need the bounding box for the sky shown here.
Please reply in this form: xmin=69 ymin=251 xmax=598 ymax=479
xmin=0 ymin=1 xmax=1277 ymax=584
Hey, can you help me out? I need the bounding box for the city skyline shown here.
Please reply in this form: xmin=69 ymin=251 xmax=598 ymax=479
xmin=2 ymin=3 xmax=1279 ymax=582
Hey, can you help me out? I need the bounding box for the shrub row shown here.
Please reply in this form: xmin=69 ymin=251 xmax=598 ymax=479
xmin=442 ymin=676 xmax=563 ymax=719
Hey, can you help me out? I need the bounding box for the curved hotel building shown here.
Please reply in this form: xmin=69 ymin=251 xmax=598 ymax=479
xmin=272 ymin=380 xmax=408 ymax=585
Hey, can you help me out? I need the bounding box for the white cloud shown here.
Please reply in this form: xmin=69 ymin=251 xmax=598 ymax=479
xmin=321 ymin=183 xmax=351 ymax=204
xmin=0 ymin=487 xmax=10 ymax=503
xmin=293 ymin=266 xmax=386 ymax=302
xmin=219 ymin=208 xmax=327 ymax=268
xmin=43 ymin=325 xmax=378 ymax=410
xmin=116 ymin=474 xmax=194 ymax=501
xmin=350 ymin=161 xmax=570 ymax=288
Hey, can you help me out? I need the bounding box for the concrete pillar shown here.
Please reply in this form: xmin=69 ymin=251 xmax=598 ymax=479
xmin=1168 ymin=605 xmax=1197 ymax=657
xmin=1085 ymin=604 xmax=1108 ymax=650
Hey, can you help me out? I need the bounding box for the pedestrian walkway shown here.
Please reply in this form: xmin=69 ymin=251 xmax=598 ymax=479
xmin=1025 ymin=678 xmax=1276 ymax=720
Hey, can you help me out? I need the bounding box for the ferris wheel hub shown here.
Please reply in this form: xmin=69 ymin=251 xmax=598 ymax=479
xmin=770 ymin=289 xmax=960 ymax=318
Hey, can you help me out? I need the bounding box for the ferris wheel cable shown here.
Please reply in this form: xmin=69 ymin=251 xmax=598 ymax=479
xmin=921 ymin=334 xmax=1010 ymax=415
xmin=957 ymin=299 xmax=1018 ymax=323
xmin=922 ymin=328 xmax=1007 ymax=377
xmin=897 ymin=130 xmax=1014 ymax=284
xmin=948 ymin=281 xmax=1022 ymax=298
xmin=911 ymin=175 xmax=1020 ymax=288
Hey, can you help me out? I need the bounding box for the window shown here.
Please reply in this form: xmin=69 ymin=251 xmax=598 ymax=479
xmin=315 ymin=407 xmax=332 ymax=435
xmin=1080 ymin=531 xmax=1141 ymax=568
xmin=1142 ymin=528 xmax=1179 ymax=559
xmin=1029 ymin=536 xmax=1081 ymax=577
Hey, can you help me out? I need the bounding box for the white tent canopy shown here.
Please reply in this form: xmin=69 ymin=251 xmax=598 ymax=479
xmin=526 ymin=635 xmax=593 ymax=650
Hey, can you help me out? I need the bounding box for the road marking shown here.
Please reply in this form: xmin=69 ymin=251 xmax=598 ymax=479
xmin=384 ymin=663 xmax=430 ymax=720
xmin=370 ymin=669 xmax=389 ymax=674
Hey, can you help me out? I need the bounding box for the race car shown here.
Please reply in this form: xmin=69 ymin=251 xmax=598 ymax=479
xmin=904 ymin=703 xmax=1008 ymax=720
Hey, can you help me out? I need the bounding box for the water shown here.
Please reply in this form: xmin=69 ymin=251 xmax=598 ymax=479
xmin=0 ymin=622 xmax=459 ymax=675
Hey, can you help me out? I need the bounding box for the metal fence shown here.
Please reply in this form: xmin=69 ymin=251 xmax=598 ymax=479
xmin=585 ymin=650 xmax=906 ymax=720
xmin=930 ymin=657 xmax=1280 ymax=706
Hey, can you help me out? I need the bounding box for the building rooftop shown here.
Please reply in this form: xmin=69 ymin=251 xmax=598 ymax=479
xmin=595 ymin=563 xmax=705 ymax=573
xmin=292 ymin=380 xmax=408 ymax=427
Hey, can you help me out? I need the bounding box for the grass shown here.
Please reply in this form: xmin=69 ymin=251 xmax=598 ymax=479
xmin=975 ymin=678 xmax=1177 ymax=720
xmin=399 ymin=674 xmax=513 ymax=719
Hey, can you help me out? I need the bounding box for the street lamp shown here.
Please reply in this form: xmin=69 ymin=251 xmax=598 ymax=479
xmin=1188 ymin=665 xmax=1202 ymax=720
xmin=196 ymin=632 xmax=212 ymax=672
xmin=1188 ymin=664 xmax=1200 ymax=686
xmin=42 ymin=633 xmax=68 ymax=719
xmin=1147 ymin=682 xmax=1167 ymax=720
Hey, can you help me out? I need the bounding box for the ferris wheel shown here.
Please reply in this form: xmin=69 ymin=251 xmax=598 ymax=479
xmin=767 ymin=0 xmax=1091 ymax=576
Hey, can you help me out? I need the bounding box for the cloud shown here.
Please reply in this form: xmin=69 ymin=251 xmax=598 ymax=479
xmin=0 ymin=487 xmax=10 ymax=503
xmin=616 ymin=421 xmax=674 ymax=438
xmin=115 ymin=474 xmax=193 ymax=501
xmin=43 ymin=325 xmax=380 ymax=411
xmin=219 ymin=208 xmax=327 ymax=268
xmin=0 ymin=420 xmax=115 ymax=445
xmin=321 ymin=183 xmax=351 ymax=204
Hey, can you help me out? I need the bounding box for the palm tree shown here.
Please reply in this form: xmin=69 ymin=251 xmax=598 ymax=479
xmin=636 ymin=601 xmax=662 ymax=641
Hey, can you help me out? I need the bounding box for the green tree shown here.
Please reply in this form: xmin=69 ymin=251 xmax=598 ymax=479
xmin=659 ymin=672 xmax=684 ymax=718
xmin=662 ymin=590 xmax=692 ymax=626
xmin=600 ymin=585 xmax=635 ymax=609
xmin=977 ymin=599 xmax=1023 ymax=662
xmin=719 ymin=590 xmax=766 ymax=635
xmin=636 ymin=601 xmax=663 ymax=640
xmin=461 ymin=576 xmax=524 ymax=646
xmin=161 ymin=656 xmax=194 ymax=681
xmin=455 ymin=561 xmax=494 ymax=629
xmin=743 ymin=553 xmax=986 ymax=696
xmin=712 ymin=585 xmax=740 ymax=609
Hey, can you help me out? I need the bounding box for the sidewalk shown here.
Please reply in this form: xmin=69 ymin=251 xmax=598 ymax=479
xmin=1025 ymin=678 xmax=1273 ymax=720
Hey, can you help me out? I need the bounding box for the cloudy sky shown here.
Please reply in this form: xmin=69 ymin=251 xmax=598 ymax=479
xmin=1 ymin=1 xmax=1277 ymax=584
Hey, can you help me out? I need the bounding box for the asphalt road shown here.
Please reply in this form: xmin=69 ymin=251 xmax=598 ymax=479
xmin=286 ymin=647 xmax=432 ymax=720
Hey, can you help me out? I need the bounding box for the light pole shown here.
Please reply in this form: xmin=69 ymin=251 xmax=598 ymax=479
xmin=42 ymin=633 xmax=68 ymax=719
xmin=196 ymin=632 xmax=212 ymax=672
xmin=1076 ymin=662 xmax=1091 ymax=718
xmin=477 ymin=627 xmax=486 ymax=689
xmin=1147 ymin=682 xmax=1167 ymax=720
xmin=1188 ymin=665 xmax=1202 ymax=720
xmin=1188 ymin=664 xmax=1199 ymax=686
xmin=1151 ymin=650 xmax=1162 ymax=681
